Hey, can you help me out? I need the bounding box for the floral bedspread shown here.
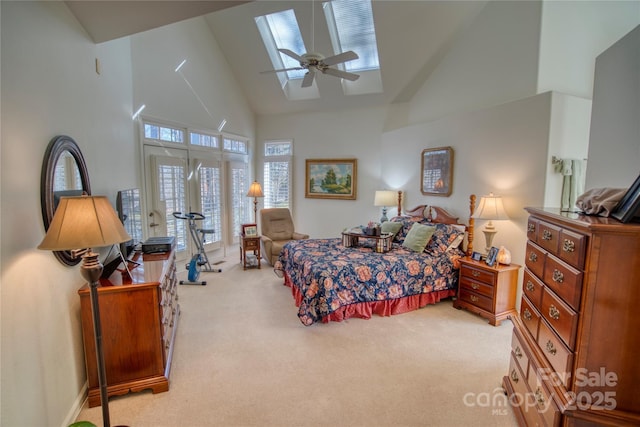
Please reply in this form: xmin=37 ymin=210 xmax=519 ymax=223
xmin=277 ymin=237 xmax=464 ymax=325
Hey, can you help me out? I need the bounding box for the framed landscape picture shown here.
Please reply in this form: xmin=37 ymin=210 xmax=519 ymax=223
xmin=305 ymin=158 xmax=357 ymax=200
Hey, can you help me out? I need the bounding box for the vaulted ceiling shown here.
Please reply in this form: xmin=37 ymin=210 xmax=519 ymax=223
xmin=66 ymin=0 xmax=488 ymax=116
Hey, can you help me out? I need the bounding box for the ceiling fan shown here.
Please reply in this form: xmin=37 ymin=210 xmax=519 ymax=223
xmin=262 ymin=49 xmax=360 ymax=88
xmin=260 ymin=0 xmax=360 ymax=88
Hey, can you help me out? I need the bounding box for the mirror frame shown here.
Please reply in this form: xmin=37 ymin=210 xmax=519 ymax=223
xmin=40 ymin=135 xmax=92 ymax=266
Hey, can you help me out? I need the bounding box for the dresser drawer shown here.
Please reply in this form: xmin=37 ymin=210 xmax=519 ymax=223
xmin=558 ymin=228 xmax=587 ymax=269
xmin=511 ymin=329 xmax=529 ymax=377
xmin=459 ymin=276 xmax=494 ymax=299
xmin=243 ymin=238 xmax=260 ymax=250
xmin=525 ymin=241 xmax=546 ymax=279
xmin=543 ymin=255 xmax=583 ymax=311
xmin=537 ymin=221 xmax=561 ymax=254
xmin=460 ymin=264 xmax=495 ymax=284
xmin=537 ymin=319 xmax=573 ymax=386
xmin=520 ymin=295 xmax=540 ymax=339
xmin=540 ymin=287 xmax=579 ymax=350
xmin=526 ymin=217 xmax=539 ymax=243
xmin=508 ymin=353 xmax=548 ymax=427
xmin=458 ymin=288 xmax=493 ymax=312
xmin=523 ymin=269 xmax=544 ymax=307
xmin=527 ymin=358 xmax=562 ymax=427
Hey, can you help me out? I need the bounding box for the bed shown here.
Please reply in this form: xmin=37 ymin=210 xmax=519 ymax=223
xmin=275 ymin=197 xmax=477 ymax=326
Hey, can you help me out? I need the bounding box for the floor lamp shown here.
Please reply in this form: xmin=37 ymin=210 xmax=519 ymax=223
xmin=247 ymin=181 xmax=264 ymax=223
xmin=38 ymin=195 xmax=131 ymax=427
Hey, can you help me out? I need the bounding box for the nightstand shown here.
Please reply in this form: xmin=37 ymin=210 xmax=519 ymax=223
xmin=454 ymin=257 xmax=520 ymax=326
xmin=240 ymin=235 xmax=261 ymax=270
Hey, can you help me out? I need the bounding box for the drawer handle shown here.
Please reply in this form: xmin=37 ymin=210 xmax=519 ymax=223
xmin=563 ymin=239 xmax=575 ymax=253
xmin=471 ymin=270 xmax=481 ymax=278
xmin=527 ymin=223 xmax=535 ymax=233
xmin=546 ymin=340 xmax=557 ymax=355
xmin=549 ymin=305 xmax=560 ymax=320
xmin=552 ymin=269 xmax=564 ymax=283
xmin=542 ymin=230 xmax=553 ymax=241
xmin=525 ymin=280 xmax=534 ymax=292
xmin=470 ymin=295 xmax=479 ymax=302
xmin=535 ymin=388 xmax=546 ymax=405
xmin=523 ymin=308 xmax=532 ymax=321
xmin=514 ymin=346 xmax=523 ymax=359
xmin=528 ymin=252 xmax=538 ymax=262
xmin=510 ymin=369 xmax=519 ymax=383
xmin=471 ymin=283 xmax=480 ymax=290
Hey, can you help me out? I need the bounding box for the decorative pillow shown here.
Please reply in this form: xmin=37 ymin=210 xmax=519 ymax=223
xmin=381 ymin=221 xmax=403 ymax=239
xmin=390 ymin=216 xmax=429 ymax=242
xmin=426 ymin=223 xmax=465 ymax=255
xmin=402 ymin=223 xmax=437 ymax=252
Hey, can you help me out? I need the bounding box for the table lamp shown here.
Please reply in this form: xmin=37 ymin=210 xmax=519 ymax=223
xmin=246 ymin=181 xmax=264 ymax=223
xmin=471 ymin=192 xmax=509 ymax=253
xmin=38 ymin=195 xmax=131 ymax=427
xmin=374 ymin=190 xmax=397 ymax=222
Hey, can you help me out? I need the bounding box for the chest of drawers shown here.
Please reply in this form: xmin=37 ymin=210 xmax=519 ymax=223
xmin=503 ymin=208 xmax=640 ymax=426
xmin=78 ymin=250 xmax=179 ymax=407
xmin=454 ymin=258 xmax=520 ymax=326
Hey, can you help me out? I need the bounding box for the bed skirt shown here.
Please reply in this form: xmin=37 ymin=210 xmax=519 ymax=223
xmin=283 ymin=272 xmax=456 ymax=324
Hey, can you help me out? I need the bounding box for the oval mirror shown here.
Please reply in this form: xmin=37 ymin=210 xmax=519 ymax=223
xmin=40 ymin=135 xmax=91 ymax=266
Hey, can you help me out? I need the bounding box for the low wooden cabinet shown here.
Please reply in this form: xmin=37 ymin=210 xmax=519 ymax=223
xmin=503 ymin=208 xmax=640 ymax=426
xmin=454 ymin=257 xmax=520 ymax=326
xmin=78 ymin=250 xmax=179 ymax=407
xmin=240 ymin=235 xmax=261 ymax=270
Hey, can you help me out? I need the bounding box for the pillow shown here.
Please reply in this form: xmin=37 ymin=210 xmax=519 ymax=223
xmin=390 ymin=216 xmax=429 ymax=242
xmin=381 ymin=221 xmax=403 ymax=239
xmin=426 ymin=223 xmax=465 ymax=256
xmin=402 ymin=223 xmax=436 ymax=252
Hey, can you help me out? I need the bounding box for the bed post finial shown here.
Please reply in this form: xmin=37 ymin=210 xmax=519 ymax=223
xmin=467 ymin=194 xmax=476 ymax=256
xmin=397 ymin=191 xmax=402 ymax=216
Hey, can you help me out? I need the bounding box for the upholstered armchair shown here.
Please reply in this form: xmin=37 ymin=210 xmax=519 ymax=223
xmin=260 ymin=208 xmax=309 ymax=265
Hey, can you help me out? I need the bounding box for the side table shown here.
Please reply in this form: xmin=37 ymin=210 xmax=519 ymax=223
xmin=454 ymin=257 xmax=520 ymax=326
xmin=240 ymin=235 xmax=261 ymax=270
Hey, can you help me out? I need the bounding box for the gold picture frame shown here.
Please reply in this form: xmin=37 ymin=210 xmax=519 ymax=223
xmin=421 ymin=146 xmax=453 ymax=196
xmin=305 ymin=158 xmax=357 ymax=200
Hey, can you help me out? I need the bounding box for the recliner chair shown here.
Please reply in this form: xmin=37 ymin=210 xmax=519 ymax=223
xmin=260 ymin=208 xmax=309 ymax=265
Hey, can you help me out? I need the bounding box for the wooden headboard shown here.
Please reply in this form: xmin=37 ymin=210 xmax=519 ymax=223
xmin=401 ymin=194 xmax=477 ymax=256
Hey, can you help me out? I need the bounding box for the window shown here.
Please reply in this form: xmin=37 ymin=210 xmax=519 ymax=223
xmin=263 ymin=141 xmax=292 ymax=209
xmin=190 ymin=131 xmax=219 ymax=149
xmin=223 ymin=136 xmax=248 ymax=154
xmin=144 ymin=122 xmax=184 ymax=144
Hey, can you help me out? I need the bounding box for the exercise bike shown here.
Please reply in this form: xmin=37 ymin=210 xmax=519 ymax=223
xmin=172 ymin=211 xmax=222 ymax=285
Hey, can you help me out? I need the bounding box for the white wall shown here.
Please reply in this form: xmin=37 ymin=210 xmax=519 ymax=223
xmin=1 ymin=2 xmax=135 ymax=426
xmin=586 ymin=24 xmax=640 ymax=189
xmin=407 ymin=0 xmax=541 ymax=126
xmin=538 ymin=1 xmax=640 ymax=99
xmin=131 ymin=17 xmax=255 ymax=139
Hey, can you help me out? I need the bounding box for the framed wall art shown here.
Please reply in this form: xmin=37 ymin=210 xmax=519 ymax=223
xmin=421 ymin=146 xmax=453 ymax=196
xmin=305 ymin=158 xmax=357 ymax=200
xmin=611 ymin=173 xmax=640 ymax=223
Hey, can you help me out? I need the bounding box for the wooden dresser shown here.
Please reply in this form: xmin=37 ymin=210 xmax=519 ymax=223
xmin=78 ymin=250 xmax=179 ymax=407
xmin=454 ymin=257 xmax=520 ymax=326
xmin=503 ymin=208 xmax=640 ymax=426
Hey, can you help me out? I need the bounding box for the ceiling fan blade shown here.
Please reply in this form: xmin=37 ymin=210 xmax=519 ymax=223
xmin=278 ymin=48 xmax=304 ymax=63
xmin=301 ymin=70 xmax=315 ymax=87
xmin=322 ymin=67 xmax=360 ymax=81
xmin=321 ymin=50 xmax=359 ymax=66
xmin=260 ymin=67 xmax=304 ymax=74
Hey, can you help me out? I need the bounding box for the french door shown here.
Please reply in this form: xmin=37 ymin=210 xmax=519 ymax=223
xmin=144 ymin=145 xmax=223 ymax=262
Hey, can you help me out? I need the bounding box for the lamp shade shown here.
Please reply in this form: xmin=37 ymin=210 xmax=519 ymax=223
xmin=374 ymin=190 xmax=396 ymax=207
xmin=471 ymin=193 xmax=509 ymax=220
xmin=38 ymin=195 xmax=131 ymax=251
xmin=246 ymin=181 xmax=264 ymax=198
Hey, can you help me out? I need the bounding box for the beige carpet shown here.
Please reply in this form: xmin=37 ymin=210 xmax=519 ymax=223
xmin=76 ymin=255 xmax=518 ymax=427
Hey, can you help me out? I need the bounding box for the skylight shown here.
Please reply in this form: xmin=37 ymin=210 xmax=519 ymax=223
xmin=323 ymin=0 xmax=380 ymax=73
xmin=255 ymin=0 xmax=381 ymax=97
